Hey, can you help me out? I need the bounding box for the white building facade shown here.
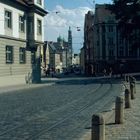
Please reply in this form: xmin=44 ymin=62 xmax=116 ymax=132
xmin=0 ymin=0 xmax=47 ymax=83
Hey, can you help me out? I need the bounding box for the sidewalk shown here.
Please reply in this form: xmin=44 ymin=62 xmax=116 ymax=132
xmin=0 ymin=75 xmax=26 ymax=87
xmin=0 ymin=75 xmax=58 ymax=94
xmin=0 ymin=74 xmax=112 ymax=94
xmin=82 ymin=80 xmax=140 ymax=140
xmin=105 ymin=80 xmax=140 ymax=140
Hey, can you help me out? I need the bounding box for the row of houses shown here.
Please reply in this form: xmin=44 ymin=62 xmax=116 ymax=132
xmin=42 ymin=29 xmax=73 ymax=75
xmin=80 ymin=4 xmax=140 ymax=76
xmin=0 ymin=0 xmax=73 ymax=83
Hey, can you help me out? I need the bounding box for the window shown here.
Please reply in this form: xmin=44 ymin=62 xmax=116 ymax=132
xmin=19 ymin=48 xmax=26 ymax=63
xmin=37 ymin=0 xmax=42 ymax=5
xmin=108 ymin=37 xmax=114 ymax=45
xmin=97 ymin=40 xmax=99 ymax=46
xmin=102 ymin=25 xmax=106 ymax=33
xmin=109 ymin=49 xmax=114 ymax=57
xmin=108 ymin=25 xmax=113 ymax=32
xmin=19 ymin=15 xmax=25 ymax=32
xmin=119 ymin=37 xmax=124 ymax=44
xmin=97 ymin=27 xmax=99 ymax=33
xmin=119 ymin=50 xmax=123 ymax=57
xmin=37 ymin=19 xmax=42 ymax=35
xmin=6 ymin=46 xmax=13 ymax=63
xmin=5 ymin=10 xmax=12 ymax=29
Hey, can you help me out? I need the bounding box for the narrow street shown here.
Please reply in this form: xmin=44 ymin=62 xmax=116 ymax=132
xmin=0 ymin=77 xmax=122 ymax=140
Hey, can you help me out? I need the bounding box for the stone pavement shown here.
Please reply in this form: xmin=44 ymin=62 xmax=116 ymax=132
xmin=1 ymin=75 xmax=140 ymax=140
xmin=82 ymin=80 xmax=140 ymax=140
xmin=0 ymin=74 xmax=114 ymax=94
xmin=0 ymin=74 xmax=107 ymax=94
xmin=0 ymin=75 xmax=58 ymax=94
xmin=105 ymin=80 xmax=140 ymax=140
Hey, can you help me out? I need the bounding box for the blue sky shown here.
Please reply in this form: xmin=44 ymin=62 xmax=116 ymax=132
xmin=44 ymin=0 xmax=112 ymax=53
xmin=45 ymin=0 xmax=112 ymax=10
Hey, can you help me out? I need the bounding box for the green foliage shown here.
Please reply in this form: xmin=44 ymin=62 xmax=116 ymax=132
xmin=107 ymin=0 xmax=140 ymax=25
xmin=106 ymin=0 xmax=140 ymax=47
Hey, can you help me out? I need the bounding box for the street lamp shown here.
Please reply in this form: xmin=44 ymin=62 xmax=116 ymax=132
xmin=47 ymin=11 xmax=60 ymax=14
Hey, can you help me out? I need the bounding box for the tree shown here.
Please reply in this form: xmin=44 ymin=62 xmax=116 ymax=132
xmin=107 ymin=0 xmax=140 ymax=48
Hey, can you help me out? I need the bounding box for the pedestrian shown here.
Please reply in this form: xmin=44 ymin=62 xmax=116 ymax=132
xmin=109 ymin=67 xmax=113 ymax=77
xmin=45 ymin=68 xmax=50 ymax=77
xmin=103 ymin=69 xmax=106 ymax=76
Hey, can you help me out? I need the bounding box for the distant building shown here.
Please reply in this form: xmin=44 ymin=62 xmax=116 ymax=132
xmin=84 ymin=11 xmax=95 ymax=76
xmin=43 ymin=41 xmax=61 ymax=72
xmin=94 ymin=4 xmax=140 ymax=74
xmin=84 ymin=4 xmax=140 ymax=75
xmin=43 ymin=27 xmax=73 ymax=72
xmin=67 ymin=27 xmax=73 ymax=67
xmin=0 ymin=0 xmax=47 ymax=83
xmin=49 ymin=41 xmax=62 ymax=72
xmin=42 ymin=41 xmax=50 ymax=70
xmin=80 ymin=46 xmax=85 ymax=74
xmin=93 ymin=4 xmax=117 ymax=73
xmin=72 ymin=54 xmax=80 ymax=65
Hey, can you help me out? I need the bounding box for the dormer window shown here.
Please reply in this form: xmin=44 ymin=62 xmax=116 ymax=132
xmin=37 ymin=0 xmax=42 ymax=5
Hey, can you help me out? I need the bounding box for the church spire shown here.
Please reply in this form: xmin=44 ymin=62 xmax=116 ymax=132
xmin=68 ymin=26 xmax=73 ymax=65
xmin=68 ymin=26 xmax=72 ymax=46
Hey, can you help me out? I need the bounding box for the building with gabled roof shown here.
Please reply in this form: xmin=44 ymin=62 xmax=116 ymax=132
xmin=43 ymin=28 xmax=73 ymax=74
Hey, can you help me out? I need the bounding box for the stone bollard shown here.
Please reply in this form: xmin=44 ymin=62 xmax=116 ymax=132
xmin=115 ymin=96 xmax=124 ymax=124
xmin=130 ymin=83 xmax=135 ymax=99
xmin=129 ymin=76 xmax=136 ymax=86
xmin=125 ymin=89 xmax=131 ymax=108
xmin=124 ymin=75 xmax=129 ymax=82
xmin=124 ymin=75 xmax=126 ymax=82
xmin=132 ymin=77 xmax=136 ymax=94
xmin=127 ymin=75 xmax=129 ymax=82
xmin=92 ymin=114 xmax=105 ymax=140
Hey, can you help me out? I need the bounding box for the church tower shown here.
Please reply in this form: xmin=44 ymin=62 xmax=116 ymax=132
xmin=68 ymin=26 xmax=73 ymax=65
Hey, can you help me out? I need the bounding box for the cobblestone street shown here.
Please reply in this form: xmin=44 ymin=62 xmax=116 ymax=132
xmin=82 ymin=78 xmax=140 ymax=140
xmin=0 ymin=77 xmax=122 ymax=140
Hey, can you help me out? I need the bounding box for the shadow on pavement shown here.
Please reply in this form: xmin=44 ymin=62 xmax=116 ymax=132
xmin=41 ymin=76 xmax=121 ymax=86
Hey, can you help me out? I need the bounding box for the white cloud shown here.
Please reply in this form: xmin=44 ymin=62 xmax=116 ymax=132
xmin=44 ymin=5 xmax=92 ymax=53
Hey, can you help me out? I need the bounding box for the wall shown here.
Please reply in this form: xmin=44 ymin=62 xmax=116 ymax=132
xmin=0 ymin=2 xmax=26 ymax=39
xmin=34 ymin=0 xmax=44 ymax=9
xmin=34 ymin=13 xmax=44 ymax=42
xmin=0 ymin=38 xmax=32 ymax=76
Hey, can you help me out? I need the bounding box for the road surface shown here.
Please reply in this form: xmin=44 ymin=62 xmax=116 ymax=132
xmin=0 ymin=77 xmax=122 ymax=140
